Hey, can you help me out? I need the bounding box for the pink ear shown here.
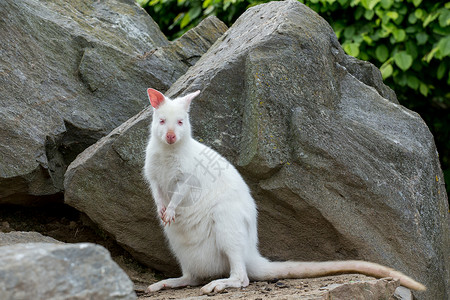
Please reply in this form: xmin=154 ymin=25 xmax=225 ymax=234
xmin=147 ymin=88 xmax=165 ymax=109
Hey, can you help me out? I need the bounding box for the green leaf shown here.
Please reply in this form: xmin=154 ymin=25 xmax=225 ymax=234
xmin=437 ymin=63 xmax=447 ymax=80
xmin=380 ymin=0 xmax=393 ymax=9
xmin=353 ymin=35 xmax=363 ymax=44
xmin=169 ymin=12 xmax=184 ymax=30
xmin=398 ymin=5 xmax=408 ymax=16
xmin=202 ymin=0 xmax=213 ymax=9
xmin=406 ymin=40 xmax=419 ymax=59
xmin=432 ymin=26 xmax=450 ymax=36
xmin=136 ymin=0 xmax=149 ymax=7
xmin=415 ymin=9 xmax=424 ymax=19
xmin=362 ymin=34 xmax=373 ymax=45
xmin=188 ymin=6 xmax=202 ymax=20
xmin=376 ymin=44 xmax=389 ymax=62
xmin=405 ymin=26 xmax=417 ymax=34
xmin=361 ymin=0 xmax=381 ymax=10
xmin=419 ymin=82 xmax=429 ymax=96
xmin=204 ymin=5 xmax=214 ymax=14
xmin=408 ymin=13 xmax=418 ymax=24
xmin=343 ymin=43 xmax=360 ymax=57
xmin=392 ymin=28 xmax=406 ymax=42
xmin=380 ymin=63 xmax=393 ymax=79
xmin=437 ymin=35 xmax=450 ymax=57
xmin=412 ymin=0 xmax=422 ymax=7
xmin=424 ymin=46 xmax=439 ymax=63
xmin=423 ymin=11 xmax=440 ymax=27
xmin=439 ymin=9 xmax=450 ymax=27
xmin=407 ymin=75 xmax=420 ymax=89
xmin=364 ymin=10 xmax=375 ymax=20
xmin=344 ymin=26 xmax=356 ymax=39
xmin=180 ymin=12 xmax=190 ymax=29
xmin=394 ymin=51 xmax=413 ymax=71
xmin=355 ymin=7 xmax=364 ymax=20
xmin=395 ymin=73 xmax=408 ymax=86
xmin=360 ymin=52 xmax=370 ymax=61
xmin=223 ymin=0 xmax=232 ymax=10
xmin=416 ymin=32 xmax=428 ymax=45
xmin=333 ymin=22 xmax=345 ymax=39
xmin=386 ymin=11 xmax=399 ymax=20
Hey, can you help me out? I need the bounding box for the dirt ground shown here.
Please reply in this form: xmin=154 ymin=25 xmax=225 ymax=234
xmin=0 ymin=203 xmax=397 ymax=299
xmin=136 ymin=274 xmax=388 ymax=300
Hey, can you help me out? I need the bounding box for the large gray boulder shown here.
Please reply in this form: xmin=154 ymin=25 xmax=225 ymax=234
xmin=0 ymin=0 xmax=226 ymax=205
xmin=0 ymin=242 xmax=136 ymax=299
xmin=64 ymin=1 xmax=449 ymax=299
xmin=64 ymin=110 xmax=166 ymax=271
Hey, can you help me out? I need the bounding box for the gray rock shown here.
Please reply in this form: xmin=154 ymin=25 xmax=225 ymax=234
xmin=64 ymin=0 xmax=449 ymax=299
xmin=64 ymin=110 xmax=175 ymax=273
xmin=0 ymin=0 xmax=226 ymax=204
xmin=322 ymin=277 xmax=400 ymax=300
xmin=165 ymin=16 xmax=229 ymax=67
xmin=0 ymin=242 xmax=136 ymax=299
xmin=394 ymin=286 xmax=413 ymax=300
xmin=0 ymin=231 xmax=62 ymax=246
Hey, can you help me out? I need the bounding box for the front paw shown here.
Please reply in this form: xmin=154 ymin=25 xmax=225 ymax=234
xmin=157 ymin=205 xmax=166 ymax=221
xmin=162 ymin=207 xmax=176 ymax=225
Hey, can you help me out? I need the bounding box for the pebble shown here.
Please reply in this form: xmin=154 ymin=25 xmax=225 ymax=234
xmin=275 ymin=281 xmax=288 ymax=288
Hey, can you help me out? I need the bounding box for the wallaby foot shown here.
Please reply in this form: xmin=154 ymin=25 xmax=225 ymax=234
xmin=200 ymin=276 xmax=249 ymax=294
xmin=146 ymin=275 xmax=199 ymax=292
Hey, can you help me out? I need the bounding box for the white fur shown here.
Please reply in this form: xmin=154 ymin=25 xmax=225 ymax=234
xmin=143 ymin=90 xmax=426 ymax=294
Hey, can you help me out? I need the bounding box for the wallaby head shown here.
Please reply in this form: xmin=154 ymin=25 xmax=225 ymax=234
xmin=147 ymin=88 xmax=200 ymax=145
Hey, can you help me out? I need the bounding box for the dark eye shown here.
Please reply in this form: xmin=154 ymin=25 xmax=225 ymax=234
xmin=160 ymin=119 xmax=165 ymax=125
xmin=178 ymin=120 xmax=183 ymax=126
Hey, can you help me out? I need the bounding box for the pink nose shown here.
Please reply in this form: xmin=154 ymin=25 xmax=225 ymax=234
xmin=166 ymin=131 xmax=176 ymax=144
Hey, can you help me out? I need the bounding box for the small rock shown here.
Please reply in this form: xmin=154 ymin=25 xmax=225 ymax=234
xmin=1 ymin=222 xmax=11 ymax=231
xmin=275 ymin=281 xmax=288 ymax=288
xmin=68 ymin=221 xmax=77 ymax=230
xmin=394 ymin=286 xmax=413 ymax=300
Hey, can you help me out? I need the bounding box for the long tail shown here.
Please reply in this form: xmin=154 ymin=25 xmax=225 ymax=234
xmin=247 ymin=255 xmax=426 ymax=291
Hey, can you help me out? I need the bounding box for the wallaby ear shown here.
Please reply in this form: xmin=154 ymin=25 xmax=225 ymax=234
xmin=180 ymin=90 xmax=200 ymax=111
xmin=147 ymin=88 xmax=165 ymax=109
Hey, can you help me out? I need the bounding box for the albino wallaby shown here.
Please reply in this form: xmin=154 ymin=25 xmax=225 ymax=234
xmin=143 ymin=88 xmax=426 ymax=294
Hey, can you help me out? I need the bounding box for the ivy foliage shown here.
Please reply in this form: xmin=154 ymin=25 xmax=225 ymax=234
xmin=138 ymin=0 xmax=450 ymax=194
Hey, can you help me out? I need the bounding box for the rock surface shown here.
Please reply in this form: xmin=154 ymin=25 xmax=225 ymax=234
xmin=0 ymin=231 xmax=62 ymax=246
xmin=64 ymin=1 xmax=449 ymax=299
xmin=64 ymin=110 xmax=168 ymax=271
xmin=0 ymin=0 xmax=226 ymax=205
xmin=0 ymin=242 xmax=136 ymax=299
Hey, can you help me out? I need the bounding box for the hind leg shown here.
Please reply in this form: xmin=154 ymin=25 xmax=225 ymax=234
xmin=200 ymin=251 xmax=249 ymax=294
xmin=146 ymin=274 xmax=200 ymax=292
xmin=200 ymin=197 xmax=254 ymax=294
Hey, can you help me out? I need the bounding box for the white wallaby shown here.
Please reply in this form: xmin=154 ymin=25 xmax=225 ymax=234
xmin=143 ymin=88 xmax=426 ymax=294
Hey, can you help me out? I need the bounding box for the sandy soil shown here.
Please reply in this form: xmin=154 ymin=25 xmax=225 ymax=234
xmin=135 ymin=274 xmax=387 ymax=300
